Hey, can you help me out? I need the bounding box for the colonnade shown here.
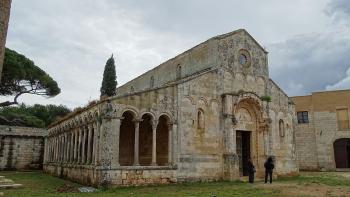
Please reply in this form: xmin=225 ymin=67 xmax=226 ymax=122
xmin=44 ymin=121 xmax=97 ymax=165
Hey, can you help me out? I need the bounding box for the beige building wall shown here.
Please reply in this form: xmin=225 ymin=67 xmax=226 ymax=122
xmin=292 ymin=90 xmax=350 ymax=170
xmin=0 ymin=0 xmax=12 ymax=81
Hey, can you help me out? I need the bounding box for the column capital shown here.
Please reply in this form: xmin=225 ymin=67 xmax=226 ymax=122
xmin=152 ymin=120 xmax=158 ymax=128
xmin=133 ymin=119 xmax=143 ymax=123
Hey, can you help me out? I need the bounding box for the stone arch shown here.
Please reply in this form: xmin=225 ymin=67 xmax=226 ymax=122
xmin=156 ymin=112 xmax=174 ymax=123
xmin=139 ymin=113 xmax=154 ymax=166
xmin=119 ymin=110 xmax=136 ymax=166
xmin=333 ymin=138 xmax=350 ymax=168
xmin=119 ymin=106 xmax=139 ymax=119
xmin=156 ymin=114 xmax=171 ymax=166
xmin=140 ymin=111 xmax=156 ymax=121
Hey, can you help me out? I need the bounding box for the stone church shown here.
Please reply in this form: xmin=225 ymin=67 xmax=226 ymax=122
xmin=43 ymin=29 xmax=298 ymax=186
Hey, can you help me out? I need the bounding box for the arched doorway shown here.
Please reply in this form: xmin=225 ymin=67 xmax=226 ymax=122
xmin=334 ymin=138 xmax=350 ymax=168
xmin=156 ymin=115 xmax=170 ymax=166
xmin=139 ymin=114 xmax=153 ymax=166
xmin=119 ymin=111 xmax=135 ymax=166
xmin=234 ymin=98 xmax=261 ymax=177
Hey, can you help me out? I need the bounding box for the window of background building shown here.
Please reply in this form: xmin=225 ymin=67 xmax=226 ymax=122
xmin=337 ymin=108 xmax=350 ymax=130
xmin=297 ymin=111 xmax=309 ymax=123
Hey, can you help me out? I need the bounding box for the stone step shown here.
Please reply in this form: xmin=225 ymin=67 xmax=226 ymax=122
xmin=0 ymin=183 xmax=23 ymax=189
xmin=0 ymin=179 xmax=14 ymax=184
xmin=335 ymin=168 xmax=350 ymax=172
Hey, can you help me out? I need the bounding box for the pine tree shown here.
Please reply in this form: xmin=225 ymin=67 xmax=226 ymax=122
xmin=100 ymin=54 xmax=117 ymax=97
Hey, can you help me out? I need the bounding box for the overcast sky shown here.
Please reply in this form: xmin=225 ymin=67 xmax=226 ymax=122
xmin=3 ymin=0 xmax=350 ymax=109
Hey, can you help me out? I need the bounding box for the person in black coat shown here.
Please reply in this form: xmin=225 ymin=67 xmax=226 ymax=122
xmin=264 ymin=156 xmax=274 ymax=184
xmin=247 ymin=158 xmax=255 ymax=183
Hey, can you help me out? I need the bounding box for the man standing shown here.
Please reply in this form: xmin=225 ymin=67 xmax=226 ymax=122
xmin=264 ymin=156 xmax=274 ymax=184
xmin=247 ymin=158 xmax=255 ymax=183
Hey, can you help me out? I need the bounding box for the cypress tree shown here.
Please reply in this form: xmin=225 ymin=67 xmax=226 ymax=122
xmin=100 ymin=54 xmax=117 ymax=97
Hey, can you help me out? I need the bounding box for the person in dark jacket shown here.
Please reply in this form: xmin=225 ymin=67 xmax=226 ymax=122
xmin=247 ymin=158 xmax=255 ymax=183
xmin=264 ymin=157 xmax=274 ymax=184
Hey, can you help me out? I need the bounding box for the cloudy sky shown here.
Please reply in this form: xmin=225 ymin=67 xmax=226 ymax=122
xmin=3 ymin=0 xmax=350 ymax=109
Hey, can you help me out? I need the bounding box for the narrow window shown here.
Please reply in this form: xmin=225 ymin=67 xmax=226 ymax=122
xmin=130 ymin=86 xmax=134 ymax=93
xmin=197 ymin=109 xmax=205 ymax=130
xmin=150 ymin=76 xmax=154 ymax=88
xmin=279 ymin=119 xmax=285 ymax=137
xmin=176 ymin=64 xmax=182 ymax=79
xmin=297 ymin=111 xmax=309 ymax=123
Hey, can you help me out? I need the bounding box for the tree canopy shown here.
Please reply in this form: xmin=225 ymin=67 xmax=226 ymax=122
xmin=100 ymin=55 xmax=117 ymax=97
xmin=0 ymin=104 xmax=71 ymax=128
xmin=0 ymin=48 xmax=61 ymax=107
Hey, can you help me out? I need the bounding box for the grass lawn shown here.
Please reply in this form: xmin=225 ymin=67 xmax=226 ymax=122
xmin=1 ymin=171 xmax=350 ymax=197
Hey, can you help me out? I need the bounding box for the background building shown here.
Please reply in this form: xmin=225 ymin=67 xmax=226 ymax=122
xmin=293 ymin=90 xmax=350 ymax=170
xmin=0 ymin=125 xmax=46 ymax=170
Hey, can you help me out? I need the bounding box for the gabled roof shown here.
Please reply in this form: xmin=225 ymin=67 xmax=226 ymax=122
xmin=213 ymin=29 xmax=268 ymax=54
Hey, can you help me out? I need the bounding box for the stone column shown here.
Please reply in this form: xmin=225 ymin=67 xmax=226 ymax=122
xmin=93 ymin=121 xmax=99 ymax=165
xmin=69 ymin=133 xmax=73 ymax=163
xmin=61 ymin=135 xmax=64 ymax=162
xmin=113 ymin=118 xmax=121 ymax=167
xmin=133 ymin=120 xmax=141 ymax=166
xmin=64 ymin=133 xmax=67 ymax=163
xmin=73 ymin=129 xmax=78 ymax=163
xmin=168 ymin=123 xmax=173 ymax=165
xmin=58 ymin=136 xmax=61 ymax=162
xmin=55 ymin=136 xmax=58 ymax=162
xmin=0 ymin=0 xmax=12 ymax=82
xmin=172 ymin=124 xmax=178 ymax=164
xmin=151 ymin=121 xmax=158 ymax=166
xmin=54 ymin=137 xmax=56 ymax=162
xmin=78 ymin=128 xmax=82 ymax=164
xmin=82 ymin=126 xmax=87 ymax=164
xmin=87 ymin=124 xmax=92 ymax=164
xmin=43 ymin=137 xmax=48 ymax=163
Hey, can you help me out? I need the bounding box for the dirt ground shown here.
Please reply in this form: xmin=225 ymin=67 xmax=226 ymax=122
xmin=255 ymin=172 xmax=350 ymax=197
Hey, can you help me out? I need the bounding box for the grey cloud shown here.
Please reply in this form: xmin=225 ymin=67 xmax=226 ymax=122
xmin=3 ymin=0 xmax=347 ymax=108
xmin=326 ymin=0 xmax=350 ymax=16
xmin=268 ymin=31 xmax=350 ymax=96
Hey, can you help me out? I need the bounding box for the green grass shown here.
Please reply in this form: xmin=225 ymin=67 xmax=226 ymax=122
xmin=277 ymin=172 xmax=350 ymax=187
xmin=1 ymin=171 xmax=349 ymax=197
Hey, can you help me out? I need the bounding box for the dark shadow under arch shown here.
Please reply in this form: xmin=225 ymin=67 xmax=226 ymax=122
xmin=139 ymin=114 xmax=153 ymax=166
xmin=119 ymin=111 xmax=135 ymax=166
xmin=156 ymin=115 xmax=170 ymax=166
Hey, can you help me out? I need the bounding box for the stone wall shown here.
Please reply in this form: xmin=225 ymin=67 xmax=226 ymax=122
xmin=0 ymin=125 xmax=46 ymax=170
xmin=0 ymin=0 xmax=12 ymax=81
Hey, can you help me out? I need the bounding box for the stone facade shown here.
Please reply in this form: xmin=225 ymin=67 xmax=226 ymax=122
xmin=0 ymin=0 xmax=12 ymax=81
xmin=44 ymin=29 xmax=298 ymax=186
xmin=292 ymin=90 xmax=350 ymax=170
xmin=0 ymin=125 xmax=46 ymax=170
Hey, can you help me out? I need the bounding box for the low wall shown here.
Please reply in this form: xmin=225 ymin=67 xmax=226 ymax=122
xmin=44 ymin=163 xmax=178 ymax=186
xmin=0 ymin=125 xmax=46 ymax=170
